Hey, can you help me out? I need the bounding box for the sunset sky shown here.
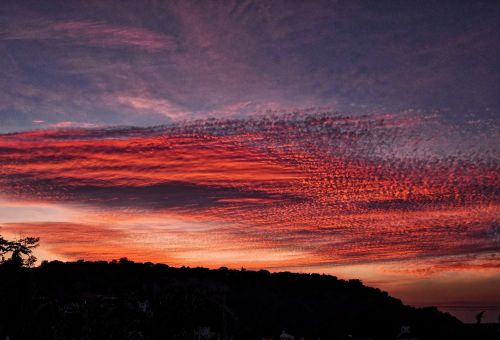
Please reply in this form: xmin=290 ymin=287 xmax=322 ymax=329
xmin=0 ymin=1 xmax=499 ymax=322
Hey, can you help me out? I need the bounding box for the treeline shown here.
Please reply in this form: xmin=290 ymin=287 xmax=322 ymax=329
xmin=0 ymin=258 xmax=494 ymax=340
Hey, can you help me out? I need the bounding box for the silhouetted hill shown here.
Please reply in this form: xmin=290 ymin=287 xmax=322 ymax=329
xmin=0 ymin=259 xmax=496 ymax=340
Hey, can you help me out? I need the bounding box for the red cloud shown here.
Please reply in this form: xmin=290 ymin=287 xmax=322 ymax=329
xmin=0 ymin=113 xmax=498 ymax=272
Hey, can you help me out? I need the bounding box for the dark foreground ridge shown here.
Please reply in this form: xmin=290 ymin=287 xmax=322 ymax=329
xmin=0 ymin=259 xmax=497 ymax=340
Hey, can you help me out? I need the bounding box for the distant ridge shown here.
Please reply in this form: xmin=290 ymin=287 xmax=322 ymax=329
xmin=1 ymin=259 xmax=496 ymax=340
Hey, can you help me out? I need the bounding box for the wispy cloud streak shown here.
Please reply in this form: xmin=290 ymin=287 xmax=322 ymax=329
xmin=3 ymin=20 xmax=176 ymax=51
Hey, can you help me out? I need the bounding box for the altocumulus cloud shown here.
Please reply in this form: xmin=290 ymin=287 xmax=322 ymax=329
xmin=0 ymin=112 xmax=498 ymax=271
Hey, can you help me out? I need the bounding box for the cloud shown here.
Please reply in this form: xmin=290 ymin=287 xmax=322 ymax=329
xmin=0 ymin=112 xmax=498 ymax=271
xmin=2 ymin=1 xmax=499 ymax=132
xmin=49 ymin=121 xmax=102 ymax=129
xmin=111 ymin=95 xmax=191 ymax=120
xmin=1 ymin=221 xmax=168 ymax=262
xmin=2 ymin=19 xmax=176 ymax=51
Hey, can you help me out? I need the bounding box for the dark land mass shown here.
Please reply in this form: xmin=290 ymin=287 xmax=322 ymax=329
xmin=0 ymin=259 xmax=497 ymax=340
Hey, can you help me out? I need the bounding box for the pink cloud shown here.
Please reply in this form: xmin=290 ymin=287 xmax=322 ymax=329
xmin=51 ymin=21 xmax=177 ymax=51
xmin=5 ymin=20 xmax=176 ymax=52
xmin=49 ymin=121 xmax=101 ymax=129
xmin=110 ymin=95 xmax=191 ymax=120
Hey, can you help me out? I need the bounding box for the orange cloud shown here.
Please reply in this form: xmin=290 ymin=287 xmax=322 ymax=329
xmin=0 ymin=112 xmax=498 ymax=273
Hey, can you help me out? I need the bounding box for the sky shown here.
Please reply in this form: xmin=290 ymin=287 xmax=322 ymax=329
xmin=0 ymin=0 xmax=499 ymax=323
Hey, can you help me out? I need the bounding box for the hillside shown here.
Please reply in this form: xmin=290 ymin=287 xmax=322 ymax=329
xmin=0 ymin=259 xmax=494 ymax=340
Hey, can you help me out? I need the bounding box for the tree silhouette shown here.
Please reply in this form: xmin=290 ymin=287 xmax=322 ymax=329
xmin=476 ymin=311 xmax=485 ymax=325
xmin=0 ymin=234 xmax=39 ymax=267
